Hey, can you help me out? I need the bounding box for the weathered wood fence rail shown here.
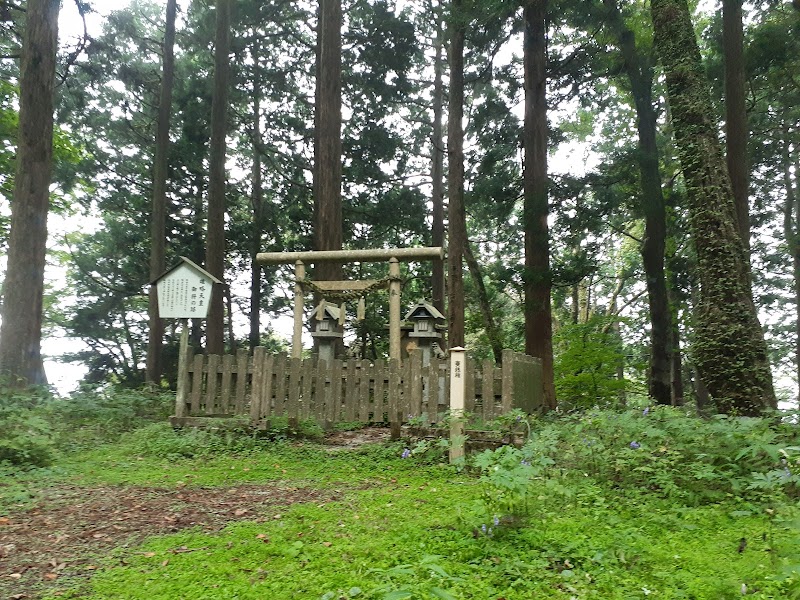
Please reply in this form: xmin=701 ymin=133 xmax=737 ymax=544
xmin=171 ymin=348 xmax=543 ymax=428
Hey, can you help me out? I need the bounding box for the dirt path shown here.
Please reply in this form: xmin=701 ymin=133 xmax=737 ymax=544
xmin=0 ymin=428 xmax=393 ymax=599
xmin=0 ymin=482 xmax=339 ymax=599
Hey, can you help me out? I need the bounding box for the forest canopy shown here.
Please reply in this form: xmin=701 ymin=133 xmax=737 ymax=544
xmin=0 ymin=0 xmax=798 ymax=416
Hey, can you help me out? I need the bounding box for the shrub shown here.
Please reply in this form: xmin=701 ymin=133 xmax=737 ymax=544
xmin=472 ymin=407 xmax=800 ymax=513
xmin=121 ymin=420 xmax=263 ymax=460
xmin=553 ymin=316 xmax=632 ymax=410
xmin=0 ymin=384 xmax=56 ymax=468
xmin=45 ymin=386 xmax=174 ymax=450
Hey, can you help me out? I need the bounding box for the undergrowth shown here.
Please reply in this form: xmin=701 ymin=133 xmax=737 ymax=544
xmin=2 ymin=387 xmax=800 ymax=599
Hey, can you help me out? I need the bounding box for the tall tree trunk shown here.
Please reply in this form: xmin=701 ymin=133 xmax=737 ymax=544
xmin=146 ymin=0 xmax=178 ymax=385
xmin=781 ymin=124 xmax=800 ymax=400
xmin=603 ymin=0 xmax=673 ymax=405
xmin=650 ymin=0 xmax=775 ymax=415
xmin=205 ymin=0 xmax=232 ymax=355
xmin=667 ymin=275 xmax=685 ymax=405
xmin=249 ymin=44 xmax=264 ymax=352
xmin=447 ymin=0 xmax=466 ymax=348
xmin=0 ymin=0 xmax=59 ymax=387
xmin=431 ymin=4 xmax=446 ymax=317
xmin=464 ymin=239 xmax=503 ymax=363
xmin=722 ymin=0 xmax=750 ymax=248
xmin=523 ymin=0 xmax=555 ymax=409
xmin=313 ymin=0 xmax=343 ymax=284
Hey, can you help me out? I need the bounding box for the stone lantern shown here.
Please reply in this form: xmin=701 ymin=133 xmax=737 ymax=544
xmin=403 ymin=301 xmax=446 ymax=365
xmin=309 ymin=301 xmax=343 ymax=364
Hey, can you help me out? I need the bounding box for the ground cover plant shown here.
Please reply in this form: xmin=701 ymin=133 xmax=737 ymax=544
xmin=1 ymin=390 xmax=799 ymax=599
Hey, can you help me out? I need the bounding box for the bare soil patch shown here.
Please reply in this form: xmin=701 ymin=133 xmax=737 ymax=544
xmin=0 ymin=483 xmax=339 ymax=599
xmin=323 ymin=426 xmax=392 ymax=450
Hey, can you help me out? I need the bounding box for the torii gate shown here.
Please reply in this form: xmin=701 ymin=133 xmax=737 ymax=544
xmin=256 ymin=247 xmax=444 ymax=361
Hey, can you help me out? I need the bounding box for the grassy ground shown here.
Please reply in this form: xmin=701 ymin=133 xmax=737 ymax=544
xmin=1 ymin=429 xmax=797 ymax=600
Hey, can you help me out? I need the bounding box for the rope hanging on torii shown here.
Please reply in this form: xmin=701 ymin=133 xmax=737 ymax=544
xmin=299 ymin=273 xmax=404 ymax=324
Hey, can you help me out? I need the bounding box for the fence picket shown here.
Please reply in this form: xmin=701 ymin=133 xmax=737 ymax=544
xmin=190 ymin=354 xmax=203 ymax=415
xmin=330 ymin=359 xmax=342 ymax=422
xmin=482 ymin=359 xmax=494 ymax=424
xmin=388 ymin=358 xmax=401 ymax=437
xmin=464 ymin=355 xmax=475 ymax=415
xmin=345 ymin=359 xmax=357 ymax=422
xmin=249 ymin=347 xmax=266 ymax=421
xmin=373 ymin=359 xmax=385 ymax=422
xmin=288 ymin=357 xmax=301 ymax=420
xmin=220 ymin=354 xmax=233 ymax=414
xmin=301 ymin=358 xmax=314 ymax=420
xmin=235 ymin=349 xmax=249 ymax=414
xmin=358 ymin=360 xmax=370 ymax=422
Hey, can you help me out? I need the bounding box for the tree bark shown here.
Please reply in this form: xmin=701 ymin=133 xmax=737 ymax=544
xmin=0 ymin=0 xmax=59 ymax=387
xmin=249 ymin=45 xmax=264 ymax=353
xmin=431 ymin=4 xmax=446 ymax=317
xmin=603 ymin=0 xmax=673 ymax=406
xmin=313 ymin=0 xmax=343 ymax=284
xmin=205 ymin=0 xmax=232 ymax=355
xmin=522 ymin=0 xmax=555 ymax=409
xmin=146 ymin=0 xmax=177 ymax=384
xmin=447 ymin=0 xmax=466 ymax=348
xmin=781 ymin=124 xmax=800 ymax=401
xmin=722 ymin=0 xmax=750 ymax=248
xmin=667 ymin=274 xmax=685 ymax=405
xmin=463 ymin=239 xmax=503 ymax=363
xmin=650 ymin=0 xmax=775 ymax=415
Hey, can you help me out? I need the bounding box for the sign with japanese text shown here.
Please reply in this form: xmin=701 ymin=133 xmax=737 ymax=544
xmin=152 ymin=257 xmax=221 ymax=319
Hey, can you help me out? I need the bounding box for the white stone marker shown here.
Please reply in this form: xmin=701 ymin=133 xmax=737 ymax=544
xmin=449 ymin=346 xmax=466 ymax=463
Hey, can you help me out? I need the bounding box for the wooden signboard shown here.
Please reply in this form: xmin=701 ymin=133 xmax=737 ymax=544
xmin=152 ymin=257 xmax=222 ymax=319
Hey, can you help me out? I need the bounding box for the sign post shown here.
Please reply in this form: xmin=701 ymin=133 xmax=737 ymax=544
xmin=150 ymin=257 xmax=222 ymax=419
xmin=449 ymin=346 xmax=466 ymax=463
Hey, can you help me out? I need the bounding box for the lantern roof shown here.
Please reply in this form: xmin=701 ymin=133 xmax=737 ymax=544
xmin=404 ymin=301 xmax=445 ymax=322
xmin=309 ymin=301 xmax=341 ymax=322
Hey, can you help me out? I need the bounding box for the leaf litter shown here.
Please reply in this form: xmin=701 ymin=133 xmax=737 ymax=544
xmin=0 ymin=483 xmax=337 ymax=599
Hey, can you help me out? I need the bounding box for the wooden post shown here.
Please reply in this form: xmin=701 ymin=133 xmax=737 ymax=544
xmin=449 ymin=346 xmax=466 ymax=463
xmin=389 ymin=257 xmax=401 ymax=362
xmin=174 ymin=318 xmax=190 ymax=418
xmin=292 ymin=260 xmax=305 ymax=359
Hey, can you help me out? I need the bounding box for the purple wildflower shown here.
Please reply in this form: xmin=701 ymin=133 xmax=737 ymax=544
xmin=521 ymin=459 xmax=531 ymax=466
xmin=401 ymin=448 xmax=411 ymax=459
xmin=493 ymin=516 xmax=500 ymax=526
xmin=629 ymin=441 xmax=641 ymax=449
xmin=643 ymin=407 xmax=650 ymax=416
xmin=481 ymin=524 xmax=487 ymax=534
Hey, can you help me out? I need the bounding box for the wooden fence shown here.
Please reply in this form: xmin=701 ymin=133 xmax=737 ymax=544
xmin=171 ymin=348 xmax=543 ymax=428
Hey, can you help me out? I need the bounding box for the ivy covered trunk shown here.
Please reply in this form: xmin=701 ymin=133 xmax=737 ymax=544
xmin=650 ymin=0 xmax=775 ymax=415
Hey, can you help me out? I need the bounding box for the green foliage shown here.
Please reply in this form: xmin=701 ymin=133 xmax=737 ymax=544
xmin=120 ymin=421 xmax=265 ymax=460
xmin=21 ymin=417 xmax=797 ymax=600
xmin=553 ymin=315 xmax=630 ymax=409
xmin=0 ymin=384 xmax=57 ymax=468
xmin=473 ymin=407 xmax=800 ymax=510
xmin=262 ymin=416 xmax=325 ymax=441
xmin=44 ymin=386 xmax=173 ymax=451
xmin=0 ymin=385 xmax=175 ymax=467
